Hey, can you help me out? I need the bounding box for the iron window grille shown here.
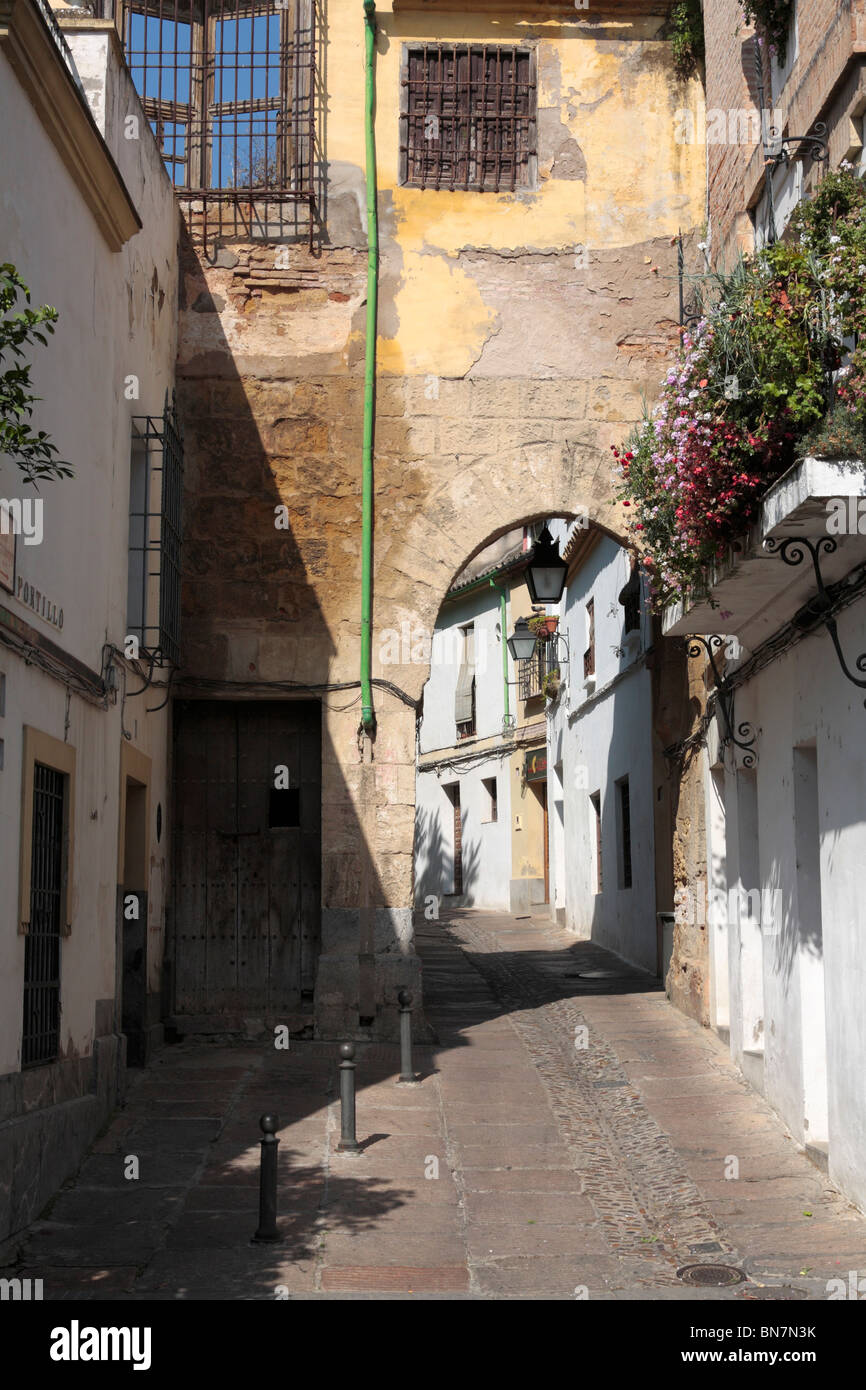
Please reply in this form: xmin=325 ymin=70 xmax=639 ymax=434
xmin=128 ymin=393 xmax=184 ymax=666
xmin=22 ymin=763 xmax=66 ymax=1068
xmin=583 ymin=598 xmax=595 ymax=678
xmin=518 ymin=639 xmax=553 ymax=701
xmin=400 ymin=43 xmax=536 ymax=193
xmin=115 ymin=0 xmax=317 ymax=232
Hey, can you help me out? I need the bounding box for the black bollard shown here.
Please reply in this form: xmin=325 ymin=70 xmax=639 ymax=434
xmin=336 ymin=1042 xmax=360 ymax=1153
xmin=252 ymin=1113 xmax=280 ymax=1242
xmin=397 ymin=989 xmax=416 ymax=1084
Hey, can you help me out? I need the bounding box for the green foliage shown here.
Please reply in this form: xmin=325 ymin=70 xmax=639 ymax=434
xmin=741 ymin=0 xmax=795 ymax=67
xmin=670 ymin=0 xmax=704 ymax=82
xmin=612 ymin=168 xmax=866 ymax=610
xmin=0 ymin=264 xmax=72 ymax=485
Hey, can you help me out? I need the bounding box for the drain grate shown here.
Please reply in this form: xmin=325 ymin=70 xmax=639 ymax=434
xmin=677 ymin=1263 xmax=745 ymax=1287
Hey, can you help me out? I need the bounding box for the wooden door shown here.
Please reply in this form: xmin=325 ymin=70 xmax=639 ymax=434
xmin=172 ymin=700 xmax=321 ymax=1018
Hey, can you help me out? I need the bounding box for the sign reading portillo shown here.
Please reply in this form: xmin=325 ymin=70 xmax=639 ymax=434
xmin=15 ymin=574 xmax=64 ymax=630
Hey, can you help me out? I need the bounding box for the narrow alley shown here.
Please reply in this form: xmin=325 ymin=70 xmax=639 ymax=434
xmin=4 ymin=911 xmax=864 ymax=1302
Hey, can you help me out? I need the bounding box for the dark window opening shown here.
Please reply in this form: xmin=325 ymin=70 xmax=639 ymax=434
xmin=618 ymin=778 xmax=632 ymax=890
xmin=269 ymin=786 xmax=300 ymax=827
xmin=23 ymin=763 xmax=66 ymax=1068
xmin=619 ymin=566 xmax=641 ymax=634
xmin=401 ymin=43 xmax=536 ymax=193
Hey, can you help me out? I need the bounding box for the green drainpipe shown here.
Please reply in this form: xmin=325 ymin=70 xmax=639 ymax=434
xmin=360 ymin=0 xmax=378 ymax=733
xmin=489 ymin=578 xmax=511 ymax=727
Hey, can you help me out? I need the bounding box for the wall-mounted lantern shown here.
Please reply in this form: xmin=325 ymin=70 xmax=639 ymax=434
xmin=525 ymin=525 xmax=568 ymax=605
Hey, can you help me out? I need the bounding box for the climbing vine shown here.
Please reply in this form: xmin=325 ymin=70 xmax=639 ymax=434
xmin=740 ymin=0 xmax=796 ymax=67
xmin=670 ymin=0 xmax=704 ymax=82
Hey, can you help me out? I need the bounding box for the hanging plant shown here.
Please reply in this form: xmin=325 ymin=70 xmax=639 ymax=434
xmin=611 ymin=167 xmax=866 ymax=610
xmin=527 ymin=614 xmax=558 ymax=639
xmin=541 ymin=669 xmax=561 ymax=701
xmin=670 ymin=0 xmax=704 ymax=82
xmin=741 ymin=0 xmax=795 ymax=67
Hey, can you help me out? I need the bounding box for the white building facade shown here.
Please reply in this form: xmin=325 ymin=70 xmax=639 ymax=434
xmin=546 ymin=521 xmax=658 ymax=973
xmin=0 ymin=5 xmax=179 ymax=1239
xmin=665 ymin=458 xmax=866 ymax=1211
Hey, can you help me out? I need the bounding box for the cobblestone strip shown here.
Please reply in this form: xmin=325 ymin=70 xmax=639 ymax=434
xmin=450 ymin=919 xmax=735 ymax=1282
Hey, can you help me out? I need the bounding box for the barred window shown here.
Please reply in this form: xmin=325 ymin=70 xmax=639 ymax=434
xmin=518 ymin=640 xmax=553 ymax=702
xmin=401 ymin=44 xmax=536 ymax=193
xmin=128 ymin=395 xmax=184 ymax=666
xmin=117 ymin=0 xmax=316 ymax=203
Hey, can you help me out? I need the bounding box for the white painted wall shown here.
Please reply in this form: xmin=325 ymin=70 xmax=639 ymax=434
xmin=415 ymin=579 xmax=514 ymax=909
xmin=547 ymin=527 xmax=657 ymax=972
xmin=705 ymin=598 xmax=866 ymax=1210
xmin=418 ymin=583 xmax=507 ymax=755
xmin=415 ymin=755 xmax=513 ymax=910
xmin=0 ymin=25 xmax=178 ymax=1073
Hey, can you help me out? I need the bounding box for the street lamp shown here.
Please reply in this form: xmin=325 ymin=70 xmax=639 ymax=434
xmin=506 ymin=617 xmax=538 ymax=662
xmin=525 ymin=525 xmax=568 ymax=605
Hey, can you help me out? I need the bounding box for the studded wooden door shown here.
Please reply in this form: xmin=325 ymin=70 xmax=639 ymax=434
xmin=172 ymin=700 xmax=321 ymax=1018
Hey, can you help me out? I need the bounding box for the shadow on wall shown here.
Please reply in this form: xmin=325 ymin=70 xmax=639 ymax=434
xmin=413 ymin=801 xmax=481 ymax=911
xmin=171 ymin=214 xmax=421 ymax=1043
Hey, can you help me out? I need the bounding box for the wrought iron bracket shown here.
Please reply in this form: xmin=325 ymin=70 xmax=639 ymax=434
xmin=764 ymin=536 xmax=866 ymax=705
xmin=686 ymin=634 xmax=759 ymax=767
xmin=765 ymin=122 xmax=828 ymax=169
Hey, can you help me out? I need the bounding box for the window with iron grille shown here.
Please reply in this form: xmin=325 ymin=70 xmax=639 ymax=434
xmin=128 ymin=394 xmax=184 ymax=666
xmin=401 ymin=44 xmax=536 ymax=192
xmin=518 ymin=638 xmax=553 ymax=701
xmin=116 ymin=0 xmax=317 ymax=210
xmin=22 ymin=763 xmax=66 ymax=1068
xmin=583 ymin=598 xmax=595 ymax=679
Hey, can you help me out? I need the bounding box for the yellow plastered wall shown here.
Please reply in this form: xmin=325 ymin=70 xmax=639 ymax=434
xmin=327 ymin=3 xmax=706 ymax=376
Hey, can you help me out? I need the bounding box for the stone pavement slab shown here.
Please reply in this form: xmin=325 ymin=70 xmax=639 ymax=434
xmin=2 ymin=908 xmax=865 ymax=1301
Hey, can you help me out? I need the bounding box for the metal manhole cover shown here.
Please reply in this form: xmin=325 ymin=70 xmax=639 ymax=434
xmin=678 ymin=1264 xmax=745 ymax=1287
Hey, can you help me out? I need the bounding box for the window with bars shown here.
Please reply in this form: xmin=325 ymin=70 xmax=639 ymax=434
xmin=518 ymin=638 xmax=553 ymax=702
xmin=619 ymin=565 xmax=641 ymax=635
xmin=22 ymin=763 xmax=66 ymax=1068
xmin=583 ymin=598 xmax=595 ymax=679
xmin=401 ymin=43 xmax=536 ymax=193
xmin=116 ymin=0 xmax=316 ymax=203
xmin=128 ymin=394 xmax=184 ymax=666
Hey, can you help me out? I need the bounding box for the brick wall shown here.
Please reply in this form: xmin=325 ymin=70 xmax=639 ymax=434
xmin=705 ymin=0 xmax=866 ymax=267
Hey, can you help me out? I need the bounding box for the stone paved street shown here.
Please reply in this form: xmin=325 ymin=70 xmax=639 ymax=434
xmin=3 ymin=910 xmax=866 ymax=1300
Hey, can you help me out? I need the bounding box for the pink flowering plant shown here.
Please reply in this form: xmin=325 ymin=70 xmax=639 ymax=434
xmin=613 ymin=168 xmax=866 ymax=609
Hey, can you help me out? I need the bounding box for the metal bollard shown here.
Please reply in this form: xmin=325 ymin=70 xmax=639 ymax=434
xmin=397 ymin=989 xmax=417 ymax=1084
xmin=336 ymin=1042 xmax=360 ymax=1153
xmin=252 ymin=1113 xmax=280 ymax=1243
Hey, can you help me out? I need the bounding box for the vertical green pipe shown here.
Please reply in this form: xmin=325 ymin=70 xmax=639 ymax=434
xmin=360 ymin=0 xmax=378 ymax=732
xmin=489 ymin=579 xmax=510 ymax=726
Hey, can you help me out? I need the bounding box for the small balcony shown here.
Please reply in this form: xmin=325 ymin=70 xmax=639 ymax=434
xmin=663 ymin=456 xmax=866 ymax=647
